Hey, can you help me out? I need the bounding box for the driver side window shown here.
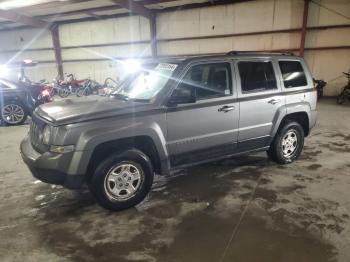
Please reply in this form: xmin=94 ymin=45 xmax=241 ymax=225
xmin=177 ymin=62 xmax=232 ymax=100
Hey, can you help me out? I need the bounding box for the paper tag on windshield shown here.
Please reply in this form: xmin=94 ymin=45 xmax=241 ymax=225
xmin=156 ymin=63 xmax=178 ymax=71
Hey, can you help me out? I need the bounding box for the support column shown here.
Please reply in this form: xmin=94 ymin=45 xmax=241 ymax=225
xmin=299 ymin=0 xmax=310 ymax=57
xmin=150 ymin=12 xmax=157 ymax=58
xmin=50 ymin=24 xmax=64 ymax=80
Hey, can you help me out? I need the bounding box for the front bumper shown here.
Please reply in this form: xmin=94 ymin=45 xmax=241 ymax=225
xmin=20 ymin=136 xmax=85 ymax=189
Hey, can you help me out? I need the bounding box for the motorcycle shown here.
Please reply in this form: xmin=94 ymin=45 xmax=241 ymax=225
xmin=76 ymin=78 xmax=102 ymax=97
xmin=100 ymin=77 xmax=120 ymax=96
xmin=34 ymin=81 xmax=53 ymax=104
xmin=337 ymin=70 xmax=350 ymax=104
xmin=58 ymin=73 xmax=86 ymax=98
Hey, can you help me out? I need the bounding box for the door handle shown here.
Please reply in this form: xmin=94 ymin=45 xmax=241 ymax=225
xmin=268 ymin=99 xmax=281 ymax=105
xmin=218 ymin=105 xmax=235 ymax=112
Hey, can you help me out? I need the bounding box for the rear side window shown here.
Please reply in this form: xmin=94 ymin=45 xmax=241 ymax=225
xmin=238 ymin=61 xmax=277 ymax=93
xmin=279 ymin=61 xmax=307 ymax=88
xmin=179 ymin=62 xmax=232 ymax=100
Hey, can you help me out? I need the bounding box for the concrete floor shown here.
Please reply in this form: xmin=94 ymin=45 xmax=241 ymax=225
xmin=0 ymin=99 xmax=350 ymax=262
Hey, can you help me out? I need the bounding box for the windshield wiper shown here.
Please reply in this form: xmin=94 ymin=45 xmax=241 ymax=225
xmin=110 ymin=93 xmax=129 ymax=101
xmin=110 ymin=93 xmax=149 ymax=103
xmin=131 ymin=98 xmax=150 ymax=102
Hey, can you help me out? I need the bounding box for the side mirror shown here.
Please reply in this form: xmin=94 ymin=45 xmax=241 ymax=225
xmin=168 ymin=84 xmax=196 ymax=106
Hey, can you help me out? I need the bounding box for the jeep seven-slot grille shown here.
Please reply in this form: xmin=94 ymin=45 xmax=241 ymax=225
xmin=29 ymin=116 xmax=47 ymax=153
xmin=30 ymin=121 xmax=41 ymax=149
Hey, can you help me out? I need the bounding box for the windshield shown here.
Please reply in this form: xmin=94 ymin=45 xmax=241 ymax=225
xmin=111 ymin=63 xmax=178 ymax=100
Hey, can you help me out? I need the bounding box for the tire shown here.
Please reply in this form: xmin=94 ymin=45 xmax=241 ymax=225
xmin=76 ymin=88 xmax=85 ymax=97
xmin=267 ymin=121 xmax=304 ymax=164
xmin=88 ymin=149 xmax=154 ymax=211
xmin=59 ymin=87 xmax=70 ymax=98
xmin=1 ymin=101 xmax=28 ymax=126
xmin=337 ymin=93 xmax=346 ymax=104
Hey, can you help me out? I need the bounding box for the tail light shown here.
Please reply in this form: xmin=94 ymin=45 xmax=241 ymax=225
xmin=41 ymin=89 xmax=50 ymax=97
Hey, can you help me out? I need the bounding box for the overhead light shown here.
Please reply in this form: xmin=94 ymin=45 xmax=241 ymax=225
xmin=122 ymin=59 xmax=142 ymax=74
xmin=23 ymin=59 xmax=33 ymax=64
xmin=0 ymin=0 xmax=58 ymax=10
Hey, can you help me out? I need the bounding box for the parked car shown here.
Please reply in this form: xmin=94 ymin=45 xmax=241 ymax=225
xmin=0 ymin=78 xmax=51 ymax=125
xmin=20 ymin=52 xmax=317 ymax=211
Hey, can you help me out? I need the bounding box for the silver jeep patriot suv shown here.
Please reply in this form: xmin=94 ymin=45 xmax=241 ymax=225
xmin=20 ymin=52 xmax=317 ymax=211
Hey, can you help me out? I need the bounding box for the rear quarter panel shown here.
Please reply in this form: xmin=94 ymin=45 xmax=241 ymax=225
xmin=279 ymin=58 xmax=317 ymax=131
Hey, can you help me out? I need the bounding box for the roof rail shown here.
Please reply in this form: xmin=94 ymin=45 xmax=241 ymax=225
xmin=226 ymin=50 xmax=294 ymax=56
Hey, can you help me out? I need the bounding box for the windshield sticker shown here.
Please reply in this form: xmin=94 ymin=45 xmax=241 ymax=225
xmin=156 ymin=63 xmax=178 ymax=71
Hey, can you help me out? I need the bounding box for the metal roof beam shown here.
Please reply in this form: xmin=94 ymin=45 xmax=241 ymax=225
xmin=111 ymin=0 xmax=152 ymax=18
xmin=0 ymin=9 xmax=49 ymax=28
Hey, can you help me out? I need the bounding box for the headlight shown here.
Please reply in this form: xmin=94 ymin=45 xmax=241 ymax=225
xmin=42 ymin=125 xmax=51 ymax=144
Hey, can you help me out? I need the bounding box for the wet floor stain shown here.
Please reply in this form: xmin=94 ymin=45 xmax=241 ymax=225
xmin=307 ymin=164 xmax=323 ymax=170
xmin=330 ymin=133 xmax=350 ymax=141
xmin=321 ymin=143 xmax=350 ymax=153
xmin=1 ymin=154 xmax=341 ymax=262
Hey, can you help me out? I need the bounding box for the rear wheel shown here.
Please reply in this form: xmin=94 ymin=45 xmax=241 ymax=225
xmin=76 ymin=88 xmax=86 ymax=97
xmin=1 ymin=101 xmax=27 ymax=125
xmin=337 ymin=92 xmax=346 ymax=104
xmin=88 ymin=149 xmax=154 ymax=211
xmin=267 ymin=121 xmax=304 ymax=164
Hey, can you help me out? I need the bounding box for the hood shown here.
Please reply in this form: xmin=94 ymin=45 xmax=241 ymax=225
xmin=35 ymin=96 xmax=153 ymax=125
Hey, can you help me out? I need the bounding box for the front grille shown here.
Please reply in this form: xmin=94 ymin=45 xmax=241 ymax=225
xmin=30 ymin=120 xmax=41 ymax=148
xmin=29 ymin=114 xmax=47 ymax=153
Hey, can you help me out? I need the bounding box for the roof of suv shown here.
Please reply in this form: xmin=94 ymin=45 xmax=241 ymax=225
xmin=144 ymin=52 xmax=300 ymax=67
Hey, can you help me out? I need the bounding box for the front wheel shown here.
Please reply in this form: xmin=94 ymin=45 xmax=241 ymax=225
xmin=76 ymin=88 xmax=86 ymax=97
xmin=58 ymin=87 xmax=70 ymax=98
xmin=88 ymin=149 xmax=154 ymax=211
xmin=1 ymin=101 xmax=28 ymax=125
xmin=267 ymin=121 xmax=304 ymax=164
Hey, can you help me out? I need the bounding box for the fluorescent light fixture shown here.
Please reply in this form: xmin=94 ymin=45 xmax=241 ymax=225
xmin=0 ymin=64 xmax=9 ymax=77
xmin=23 ymin=59 xmax=33 ymax=64
xmin=0 ymin=0 xmax=65 ymax=10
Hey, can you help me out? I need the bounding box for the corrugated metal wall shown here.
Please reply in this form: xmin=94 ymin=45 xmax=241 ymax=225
xmin=156 ymin=0 xmax=304 ymax=54
xmin=59 ymin=16 xmax=151 ymax=81
xmin=0 ymin=0 xmax=349 ymax=96
xmin=0 ymin=27 xmax=56 ymax=80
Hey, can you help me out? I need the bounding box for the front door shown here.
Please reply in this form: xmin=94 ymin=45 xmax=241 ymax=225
xmin=235 ymin=59 xmax=284 ymax=151
xmin=166 ymin=61 xmax=239 ymax=167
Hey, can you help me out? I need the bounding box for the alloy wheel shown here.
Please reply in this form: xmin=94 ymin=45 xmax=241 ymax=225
xmin=1 ymin=104 xmax=25 ymax=124
xmin=281 ymin=130 xmax=298 ymax=157
xmin=104 ymin=163 xmax=143 ymax=201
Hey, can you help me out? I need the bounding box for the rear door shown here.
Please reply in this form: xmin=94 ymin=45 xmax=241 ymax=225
xmin=166 ymin=61 xmax=239 ymax=167
xmin=235 ymin=59 xmax=284 ymax=151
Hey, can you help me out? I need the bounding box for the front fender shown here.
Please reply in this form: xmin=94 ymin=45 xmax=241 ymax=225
xmin=66 ymin=116 xmax=169 ymax=176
